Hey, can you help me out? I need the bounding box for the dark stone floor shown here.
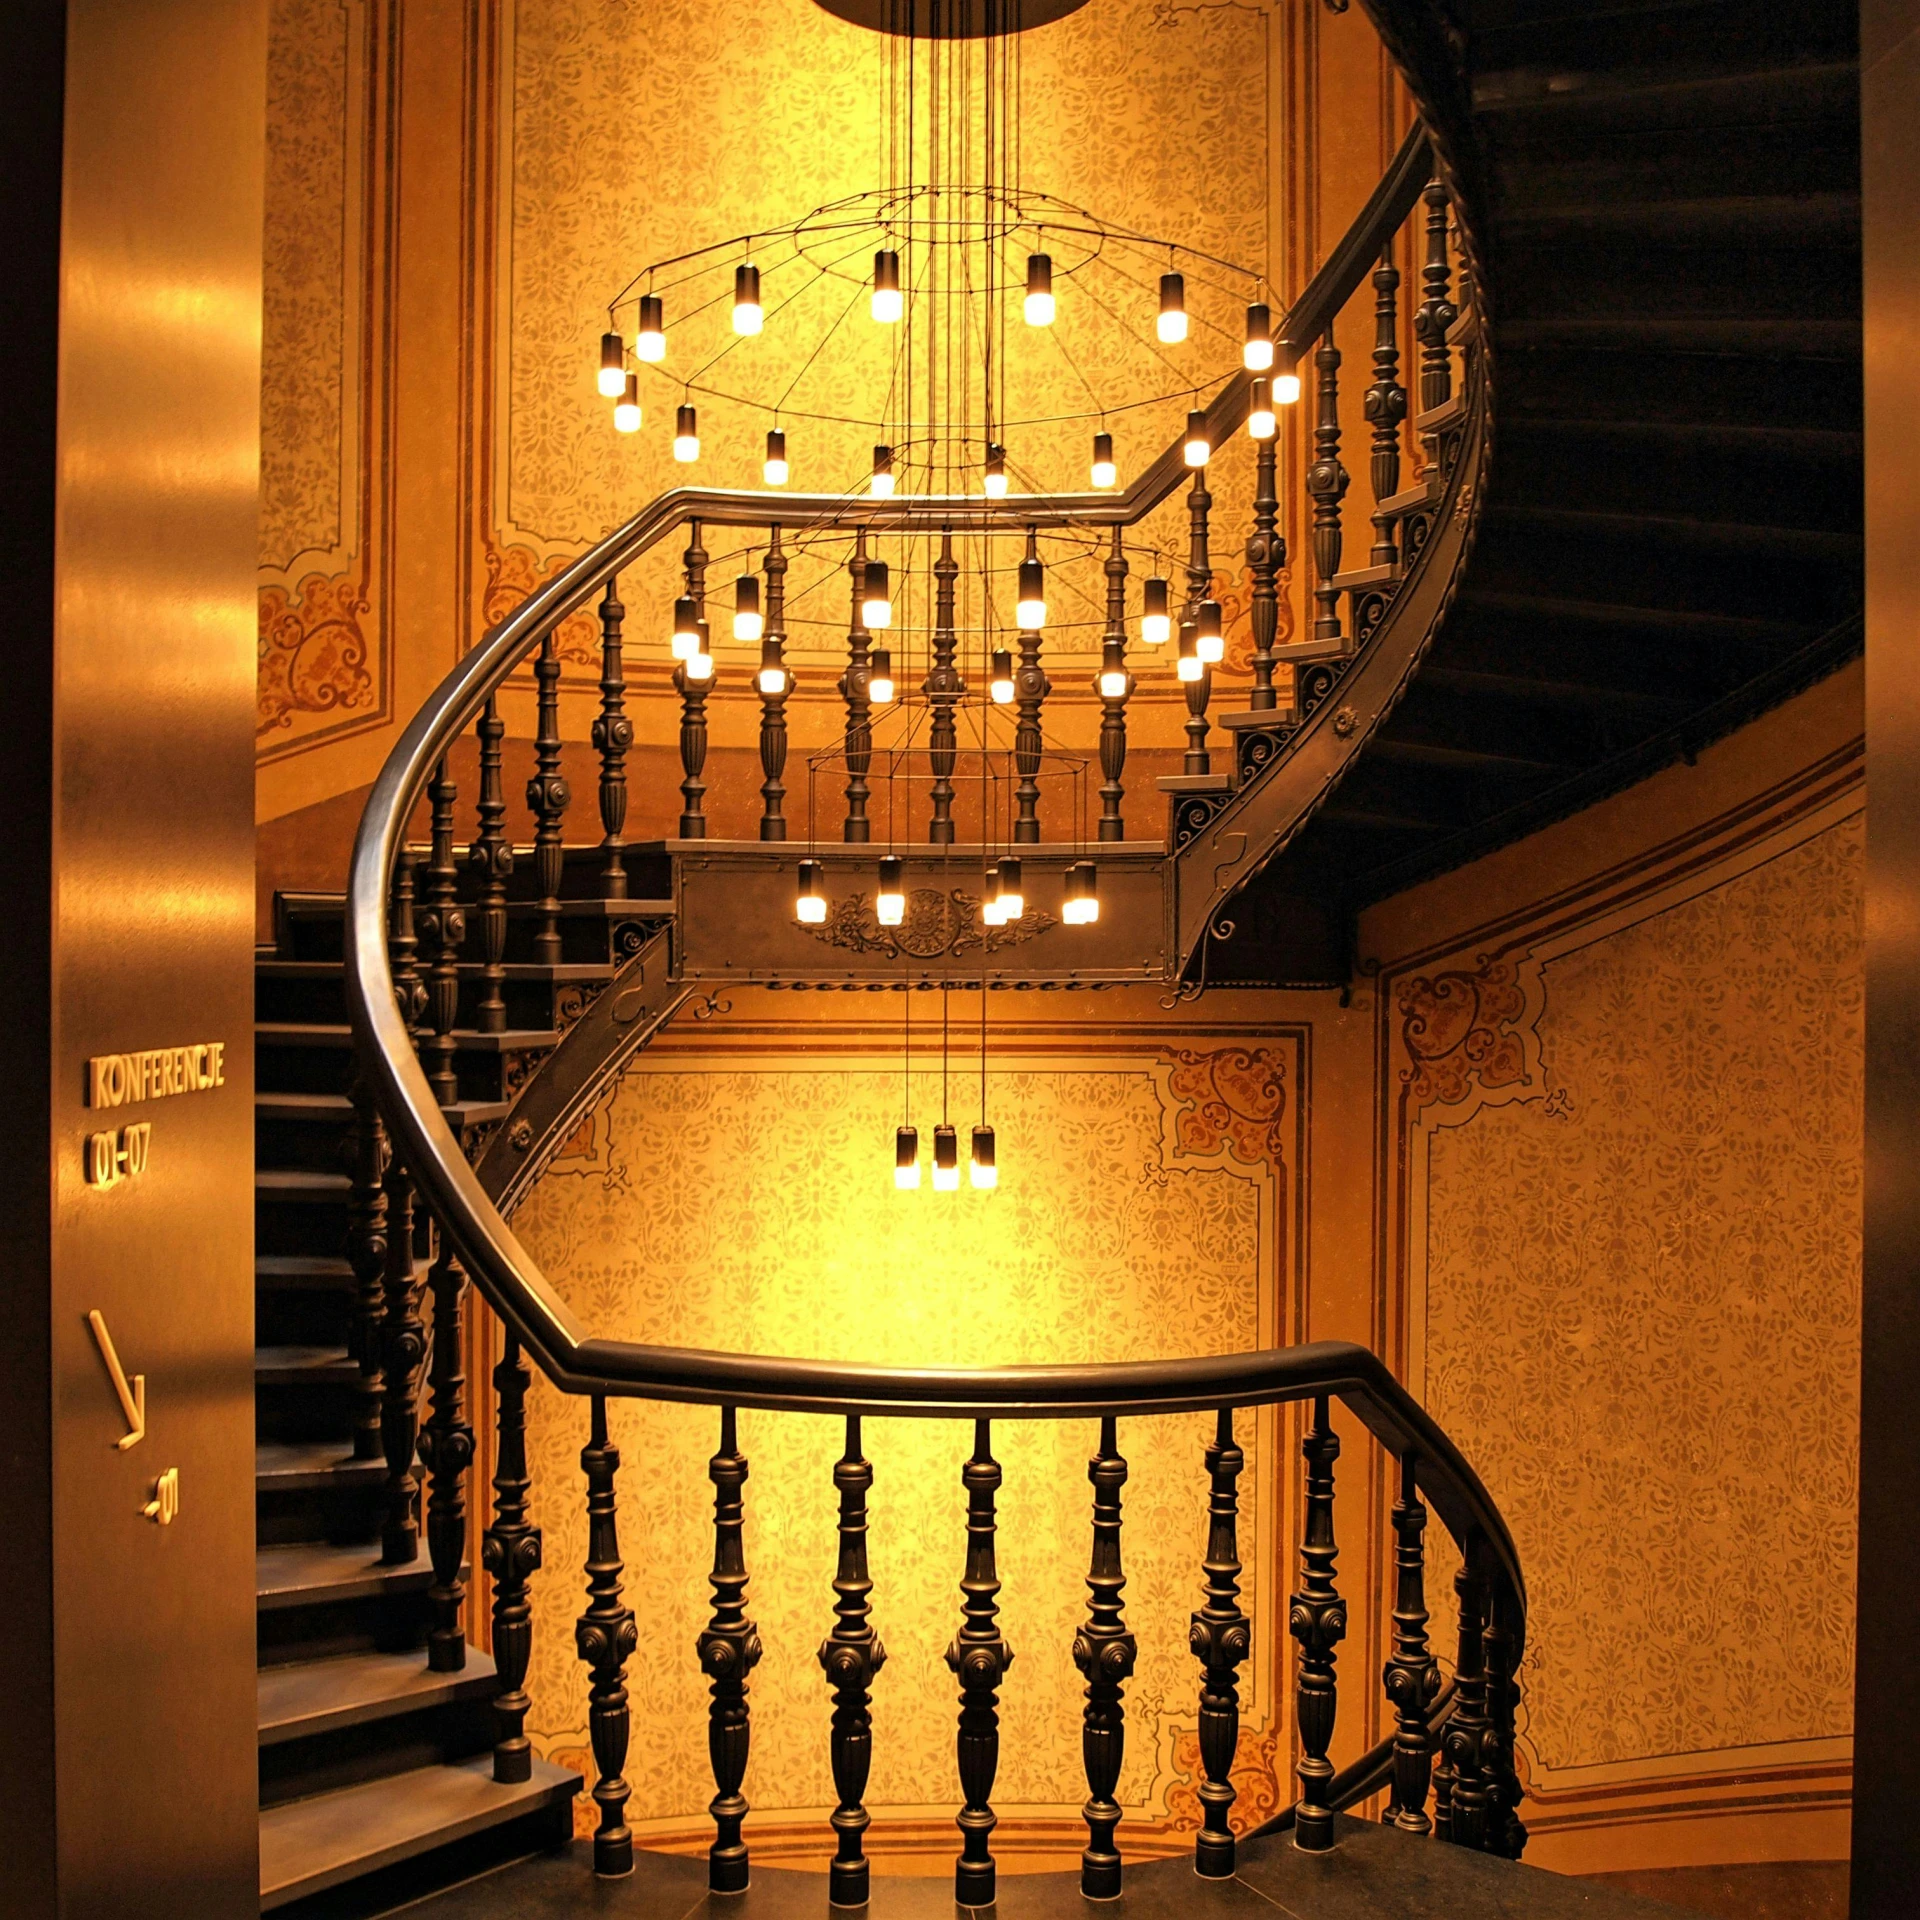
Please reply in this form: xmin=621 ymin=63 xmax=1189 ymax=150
xmin=394 ymin=1817 xmax=1695 ymax=1920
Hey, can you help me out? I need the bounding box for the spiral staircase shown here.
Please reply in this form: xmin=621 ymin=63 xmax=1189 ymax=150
xmin=248 ymin=1 xmax=1861 ymax=1915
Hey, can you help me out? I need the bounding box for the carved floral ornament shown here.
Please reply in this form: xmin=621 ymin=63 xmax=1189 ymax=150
xmin=1165 ymin=1045 xmax=1288 ymax=1166
xmin=1397 ymin=954 xmax=1535 ymax=1115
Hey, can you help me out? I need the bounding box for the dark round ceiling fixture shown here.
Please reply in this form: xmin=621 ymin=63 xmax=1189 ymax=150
xmin=812 ymin=0 xmax=1091 ymax=35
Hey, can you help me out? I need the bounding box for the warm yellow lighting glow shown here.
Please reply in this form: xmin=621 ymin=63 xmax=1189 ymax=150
xmin=983 ymin=445 xmax=1008 ymax=498
xmin=1025 ymin=252 xmax=1054 ymax=327
xmin=613 ymin=373 xmax=642 ymax=433
xmin=733 ymin=263 xmax=763 ymax=334
xmin=1064 ymin=861 xmax=1100 ymax=925
xmin=970 ymin=1124 xmax=997 ymax=1188
xmin=733 ymin=576 xmax=762 ymax=643
xmin=998 ymin=858 xmax=1024 ymax=920
xmin=932 ymin=1124 xmax=960 ymax=1191
xmin=1276 ymin=370 xmax=1302 ymax=406
xmin=1158 ymin=271 xmax=1187 ymax=343
xmin=674 ymin=403 xmax=699 ymax=463
xmin=635 ymin=293 xmax=666 ymax=362
xmin=1184 ymin=409 xmax=1210 ymax=467
xmin=1244 ymin=302 xmax=1273 ymax=370
xmin=1141 ymin=576 xmax=1170 ymax=646
xmin=599 ymin=331 xmax=626 ymax=397
xmin=1090 ymin=430 xmax=1116 ymax=489
xmin=764 ymin=428 xmax=788 ymax=487
xmin=876 ymin=856 xmax=905 ymax=927
xmin=862 ymin=559 xmax=892 ymax=631
xmin=796 ymin=859 xmax=827 ymax=924
xmin=758 ymin=665 xmax=787 ymax=695
xmin=895 ymin=1124 xmax=921 ymax=1188
xmin=871 ymin=445 xmax=895 ymax=497
xmin=671 ymin=596 xmax=700 ymax=660
xmin=1016 ymin=556 xmax=1046 ymax=631
xmin=1099 ymin=667 xmax=1128 ymax=699
xmin=868 ymin=648 xmax=894 ymax=705
xmin=872 ymin=249 xmax=903 ymax=324
xmin=1197 ymin=600 xmax=1224 ymax=664
xmin=686 ymin=649 xmax=714 ymax=681
xmin=1177 ymin=623 xmax=1203 ymax=682
xmin=989 ymin=648 xmax=1014 ymax=705
xmin=1248 ymin=377 xmax=1275 ymax=440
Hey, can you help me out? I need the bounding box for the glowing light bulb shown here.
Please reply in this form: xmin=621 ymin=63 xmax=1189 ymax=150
xmin=868 ymin=646 xmax=894 ymax=705
xmin=997 ymin=858 xmax=1024 ymax=921
xmin=1098 ymin=640 xmax=1128 ymax=701
xmin=1197 ymin=599 xmax=1224 ymax=664
xmin=764 ymin=427 xmax=788 ymax=487
xmin=613 ymin=372 xmax=642 ymax=434
xmin=599 ymin=331 xmax=626 ymax=398
xmin=983 ymin=445 xmax=1008 ymax=498
xmin=673 ymin=403 xmax=699 ymax=463
xmin=1158 ymin=271 xmax=1187 ymax=344
xmin=1177 ymin=621 xmax=1203 ymax=682
xmin=861 ymin=559 xmax=892 ymax=631
xmin=1276 ymin=370 xmax=1302 ymax=406
xmin=1248 ymin=376 xmax=1276 ymax=441
xmin=1244 ymin=302 xmax=1274 ymax=371
xmin=1184 ymin=409 xmax=1211 ymax=468
xmin=1063 ymin=861 xmax=1100 ymax=925
xmin=989 ymin=647 xmax=1015 ymax=705
xmin=1090 ymin=431 xmax=1117 ymax=490
xmin=871 ymin=445 xmax=895 ymax=498
xmin=970 ymin=1124 xmax=998 ymax=1189
xmin=733 ymin=575 xmax=762 ymax=643
xmin=733 ymin=262 xmax=763 ymax=335
xmin=1141 ymin=576 xmax=1171 ymax=646
xmin=796 ymin=858 xmax=827 ymax=925
xmin=981 ymin=866 xmax=1006 ymax=925
xmin=895 ymin=1124 xmax=921 ymax=1189
xmin=876 ymin=856 xmax=906 ymax=927
xmin=932 ymin=1123 xmax=960 ymax=1191
xmin=635 ymin=293 xmax=666 ymax=363
xmin=685 ymin=646 xmax=714 ymax=682
xmin=757 ymin=635 xmax=788 ymax=696
xmin=1024 ymin=252 xmax=1054 ymax=327
xmin=1016 ymin=555 xmax=1046 ymax=631
xmin=872 ymin=249 xmax=903 ymax=324
xmin=671 ymin=596 xmax=701 ymax=661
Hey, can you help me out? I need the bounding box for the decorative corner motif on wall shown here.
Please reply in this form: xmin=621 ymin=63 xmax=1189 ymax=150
xmin=1398 ymin=954 xmax=1535 ymax=1116
xmin=483 ymin=536 xmax=602 ymax=669
xmin=257 ymin=572 xmax=375 ymax=737
xmin=1165 ymin=1045 xmax=1289 ymax=1166
xmin=802 ymin=888 xmax=1056 ymax=960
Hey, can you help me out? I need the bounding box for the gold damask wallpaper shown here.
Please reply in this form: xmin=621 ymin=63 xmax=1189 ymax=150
xmin=507 ymin=1036 xmax=1300 ymax=1843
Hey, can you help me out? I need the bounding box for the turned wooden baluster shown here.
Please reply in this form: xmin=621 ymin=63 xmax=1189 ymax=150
xmin=926 ymin=532 xmax=963 ymax=843
xmin=1097 ymin=529 xmax=1131 ymax=838
xmin=1190 ymin=1406 xmax=1249 ymax=1877
xmin=345 ymin=1076 xmax=388 ymax=1460
xmin=819 ymin=1416 xmax=887 ymax=1907
xmin=483 ymin=1331 xmax=542 ymax=1782
xmin=1415 ymin=178 xmax=1457 ymax=414
xmin=1382 ymin=1450 xmax=1440 ymax=1833
xmin=948 ymin=1420 xmax=1015 ymax=1906
xmin=1074 ymin=1416 xmax=1137 ymax=1898
xmin=418 ymin=1243 xmax=473 ymax=1671
xmin=1183 ymin=471 xmax=1214 ymax=775
xmin=577 ymin=1393 xmax=638 ymax=1875
xmin=1013 ymin=531 xmax=1051 ymax=843
xmin=1247 ymin=430 xmax=1284 ymax=711
xmin=676 ymin=526 xmax=711 ymax=840
xmin=759 ymin=527 xmax=791 ymax=840
xmin=467 ymin=696 xmax=512 ymax=1033
xmin=1366 ymin=245 xmax=1407 ymax=569
xmin=1442 ymin=1535 xmax=1494 ymax=1852
xmin=1290 ymin=1395 xmax=1347 ymax=1852
xmin=1307 ymin=333 xmax=1349 ymax=645
xmin=421 ymin=756 xmax=465 ymax=1110
xmin=594 ymin=575 xmax=631 ymax=897
xmin=1483 ymin=1581 xmax=1528 ymax=1860
xmin=527 ymin=630 xmax=569 ymax=963
xmin=841 ymin=536 xmax=873 ymax=842
xmin=696 ymin=1407 xmax=762 ymax=1893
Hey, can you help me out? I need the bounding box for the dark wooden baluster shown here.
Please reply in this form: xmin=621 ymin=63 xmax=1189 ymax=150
xmin=1097 ymin=529 xmax=1130 ymax=838
xmin=1290 ymin=1395 xmax=1347 ymax=1852
xmin=841 ymin=536 xmax=873 ymax=843
xmin=418 ymin=1243 xmax=473 ymax=1670
xmin=759 ymin=527 xmax=790 ymax=840
xmin=1366 ymin=246 xmax=1406 ymax=569
xmin=926 ymin=533 xmax=963 ymax=843
xmin=696 ymin=1407 xmax=761 ymax=1893
xmin=526 ymin=630 xmax=569 ymax=964
xmin=377 ymin=1155 xmax=424 ymax=1565
xmin=390 ymin=842 xmax=427 ymax=1038
xmin=1074 ymin=1416 xmax=1136 ymax=1898
xmin=676 ymin=654 xmax=711 ymax=840
xmin=1415 ymin=178 xmax=1457 ymax=414
xmin=421 ymin=757 xmax=465 ymax=1110
xmin=468 ymin=696 xmax=512 ymax=1034
xmin=1483 ymin=1582 xmax=1528 ymax=1860
xmin=819 ymin=1416 xmax=887 ymax=1908
xmin=1382 ymin=1450 xmax=1440 ymax=1833
xmin=483 ymin=1331 xmax=542 ymax=1782
xmin=1190 ymin=1406 xmax=1248 ymax=1877
xmin=1247 ymin=432 xmax=1283 ymax=710
xmin=1442 ymin=1536 xmax=1493 ymax=1851
xmin=1307 ymin=333 xmax=1349 ymax=644
xmin=948 ymin=1419 xmax=1015 ymax=1907
xmin=577 ymin=1393 xmax=638 ymax=1876
xmin=594 ymin=575 xmax=631 ymax=897
xmin=1013 ymin=531 xmax=1052 ymax=843
xmin=345 ymin=1077 xmax=388 ymax=1459
xmin=1183 ymin=471 xmax=1213 ymax=775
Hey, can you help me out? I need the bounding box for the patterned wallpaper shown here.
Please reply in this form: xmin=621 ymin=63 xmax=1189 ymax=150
xmin=1414 ymin=813 xmax=1863 ymax=1786
xmin=508 ymin=1039 xmax=1299 ymax=1837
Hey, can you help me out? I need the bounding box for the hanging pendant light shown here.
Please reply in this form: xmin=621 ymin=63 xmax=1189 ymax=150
xmin=970 ymin=1124 xmax=997 ymax=1189
xmin=796 ymin=858 xmax=828 ymax=924
xmin=868 ymin=646 xmax=894 ymax=705
xmin=1248 ymin=376 xmax=1276 ymax=441
xmin=983 ymin=444 xmax=1008 ymax=498
xmin=1090 ymin=430 xmax=1117 ymax=490
xmin=895 ymin=1124 xmax=921 ymax=1189
xmin=997 ymin=857 xmax=1024 ymax=920
xmin=861 ymin=558 xmax=892 ymax=630
xmin=871 ymin=444 xmax=895 ymax=497
xmin=932 ymin=1123 xmax=960 ymax=1191
xmin=599 ymin=331 xmax=627 ymax=397
xmin=872 ymin=248 xmax=903 ymax=324
xmin=1141 ymin=576 xmax=1171 ymax=646
xmin=1158 ymin=271 xmax=1188 ymax=343
xmin=1016 ymin=552 xmax=1046 ymax=631
xmin=1244 ymin=302 xmax=1274 ymax=371
xmin=671 ymin=595 xmax=701 ymax=661
xmin=613 ymin=372 xmax=642 ymax=434
xmin=1184 ymin=409 xmax=1211 ymax=467
xmin=1275 ymin=365 xmax=1303 ymax=406
xmin=674 ymin=403 xmax=700 ymax=463
xmin=1024 ymin=253 xmax=1054 ymax=327
xmin=757 ymin=636 xmax=788 ymax=696
xmin=876 ymin=856 xmax=906 ymax=927
xmin=733 ymin=574 xmax=762 ymax=642
xmin=1177 ymin=620 xmax=1203 ymax=682
xmin=686 ymin=627 xmax=715 ymax=681
xmin=989 ymin=647 xmax=1015 ymax=704
xmin=764 ymin=427 xmax=789 ymax=486
xmin=1063 ymin=861 xmax=1100 ymax=925
xmin=1196 ymin=598 xmax=1225 ymax=664
xmin=733 ymin=261 xmax=763 ymax=335
xmin=981 ymin=863 xmax=1006 ymax=925
xmin=1098 ymin=636 xmax=1128 ymax=700
xmin=635 ymin=293 xmax=666 ymax=363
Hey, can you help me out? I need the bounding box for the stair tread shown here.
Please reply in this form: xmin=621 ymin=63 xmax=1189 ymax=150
xmin=258 ymin=1646 xmax=497 ymax=1744
xmin=257 ymin=1254 xmax=356 ymax=1285
xmin=258 ymin=1021 xmax=561 ymax=1051
xmin=258 ymin=1753 xmax=578 ymax=1908
xmin=257 ymin=1344 xmax=356 ymax=1380
xmin=256 ymin=1540 xmax=434 ymax=1609
xmin=256 ymin=1440 xmax=385 ymax=1489
xmin=258 ymin=1168 xmax=352 ymax=1195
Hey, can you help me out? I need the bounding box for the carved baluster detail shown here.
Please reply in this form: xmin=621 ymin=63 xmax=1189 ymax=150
xmin=377 ymin=1154 xmax=424 ymax=1565
xmin=1013 ymin=530 xmax=1051 ymax=842
xmin=1183 ymin=471 xmax=1213 ymax=775
xmin=676 ymin=654 xmax=712 ymax=840
xmin=819 ymin=1416 xmax=887 ymax=1908
xmin=925 ymin=533 xmax=963 ymax=843
xmin=1190 ymin=1405 xmax=1248 ymax=1877
xmin=759 ymin=527 xmax=791 ymax=840
xmin=389 ymin=844 xmax=427 ymax=1040
xmin=467 ymin=697 xmax=512 ymax=1034
xmin=696 ymin=1407 xmax=761 ymax=1893
xmin=421 ymin=757 xmax=465 ymax=1110
xmin=1247 ymin=433 xmax=1283 ymax=711
xmin=1367 ymin=245 xmax=1406 ymax=569
xmin=577 ymin=1394 xmax=637 ymax=1876
xmin=1074 ymin=1416 xmax=1136 ymax=1898
xmin=1290 ymin=1395 xmax=1347 ymax=1852
xmin=1442 ymin=1537 xmax=1493 ymax=1851
xmin=526 ymin=630 xmax=568 ymax=964
xmin=1382 ymin=1451 xmax=1441 ymax=1833
xmin=418 ymin=1242 xmax=473 ymax=1670
xmin=948 ymin=1420 xmax=1015 ymax=1907
xmin=483 ymin=1332 xmax=542 ymax=1782
xmin=1097 ymin=530 xmax=1131 ymax=838
xmin=1415 ymin=178 xmax=1457 ymax=414
xmin=1483 ymin=1580 xmax=1528 ymax=1859
xmin=1308 ymin=333 xmax=1349 ymax=645
xmin=594 ymin=575 xmax=631 ymax=897
xmin=345 ymin=1078 xmax=388 ymax=1460
xmin=841 ymin=536 xmax=873 ymax=842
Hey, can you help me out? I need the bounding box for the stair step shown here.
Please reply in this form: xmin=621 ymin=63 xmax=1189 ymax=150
xmin=258 ymin=1648 xmax=497 ymax=1745
xmin=258 ymin=1344 xmax=356 ymax=1386
xmin=258 ymin=1168 xmax=352 ymax=1200
xmin=257 ymin=1255 xmax=357 ymax=1291
xmin=257 ymin=1441 xmax=385 ymax=1492
xmin=258 ymin=1754 xmax=578 ymax=1910
xmin=256 ymin=1541 xmax=434 ymax=1611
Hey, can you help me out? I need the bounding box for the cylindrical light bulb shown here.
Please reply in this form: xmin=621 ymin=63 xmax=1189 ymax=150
xmin=671 ymin=596 xmax=701 ymax=660
xmin=1098 ymin=639 xmax=1128 ymax=701
xmin=933 ymin=1123 xmax=959 ymax=1191
xmin=998 ymin=856 xmax=1024 ymax=921
xmin=1024 ymin=252 xmax=1055 ymax=327
xmin=613 ymin=372 xmax=642 ymax=434
xmin=1016 ymin=556 xmax=1046 ymax=631
xmin=1177 ymin=621 xmax=1203 ymax=682
xmin=1184 ymin=409 xmax=1211 ymax=467
xmin=876 ymin=855 xmax=905 ymax=927
xmin=635 ymin=293 xmax=666 ymax=363
xmin=981 ymin=864 xmax=1006 ymax=926
xmin=599 ymin=331 xmax=627 ymax=397
xmin=983 ymin=444 xmax=1008 ymax=498
xmin=764 ymin=427 xmax=789 ymax=487
xmin=1090 ymin=430 xmax=1117 ymax=490
xmin=861 ymin=558 xmax=892 ymax=630
xmin=1275 ymin=369 xmax=1303 ymax=406
xmin=872 ymin=249 xmax=903 ymax=324
xmin=970 ymin=1124 xmax=998 ymax=1189
xmin=674 ymin=403 xmax=699 ymax=463
xmin=685 ymin=647 xmax=714 ymax=682
xmin=1248 ymin=376 xmax=1276 ymax=441
xmin=733 ymin=262 xmax=763 ymax=335
xmin=870 ymin=445 xmax=895 ymax=498
xmin=868 ymin=646 xmax=894 ymax=705
xmin=1158 ymin=271 xmax=1188 ymax=344
xmin=757 ymin=637 xmax=787 ymax=696
xmin=1197 ymin=598 xmax=1224 ymax=664
xmin=1244 ymin=302 xmax=1274 ymax=371
xmin=733 ymin=575 xmax=762 ymax=643
xmin=989 ymin=648 xmax=1015 ymax=705
xmin=895 ymin=1124 xmax=921 ymax=1189
xmin=1141 ymin=576 xmax=1171 ymax=646
xmin=1069 ymin=861 xmax=1100 ymax=924
xmin=796 ymin=857 xmax=827 ymax=925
